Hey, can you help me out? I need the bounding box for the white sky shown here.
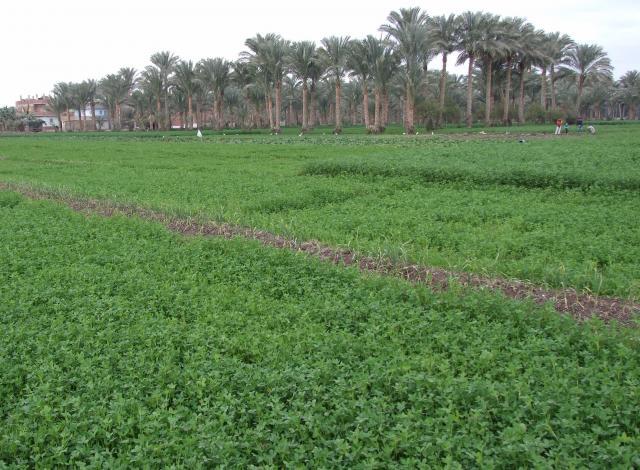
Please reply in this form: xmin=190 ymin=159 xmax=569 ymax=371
xmin=2 ymin=0 xmax=639 ymax=107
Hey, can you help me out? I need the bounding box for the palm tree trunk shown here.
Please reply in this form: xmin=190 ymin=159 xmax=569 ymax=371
xmin=503 ymin=57 xmax=512 ymax=125
xmin=403 ymin=84 xmax=415 ymax=133
xmin=540 ymin=66 xmax=548 ymax=110
xmin=485 ymin=59 xmax=493 ymax=126
xmin=576 ymin=76 xmax=584 ymax=114
xmin=334 ymin=79 xmax=342 ymax=133
xmin=219 ymin=92 xmax=225 ymax=130
xmin=266 ymin=92 xmax=274 ymax=130
xmin=187 ymin=95 xmax=193 ymax=129
xmin=91 ymin=102 xmax=97 ymax=131
xmin=374 ymin=87 xmax=381 ymax=132
xmin=550 ymin=65 xmax=557 ymax=110
xmin=383 ymin=88 xmax=389 ymax=128
xmin=274 ymin=81 xmax=282 ymax=133
xmin=301 ymin=79 xmax=309 ymax=131
xmin=362 ymin=82 xmax=370 ymax=129
xmin=288 ymin=99 xmax=294 ymax=126
xmin=439 ymin=52 xmax=448 ymax=127
xmin=466 ymin=56 xmax=475 ymax=128
xmin=164 ymin=90 xmax=170 ymax=130
xmin=518 ymin=63 xmax=526 ymax=124
xmin=309 ymin=80 xmax=317 ymax=128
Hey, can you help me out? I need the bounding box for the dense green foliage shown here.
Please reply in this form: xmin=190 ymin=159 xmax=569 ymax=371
xmin=1 ymin=125 xmax=639 ymax=297
xmin=1 ymin=193 xmax=639 ymax=466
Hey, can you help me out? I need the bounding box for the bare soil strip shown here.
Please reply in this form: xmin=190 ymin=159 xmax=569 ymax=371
xmin=2 ymin=182 xmax=638 ymax=326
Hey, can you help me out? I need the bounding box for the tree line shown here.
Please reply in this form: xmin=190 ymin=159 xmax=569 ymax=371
xmin=41 ymin=8 xmax=640 ymax=134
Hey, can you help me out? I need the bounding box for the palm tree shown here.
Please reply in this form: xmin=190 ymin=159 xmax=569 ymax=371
xmin=232 ymin=60 xmax=258 ymax=128
xmin=619 ymin=70 xmax=640 ymax=119
xmin=288 ymin=41 xmax=316 ymax=132
xmin=46 ymin=94 xmax=66 ymax=132
xmin=99 ymin=68 xmax=136 ymax=130
xmin=515 ymin=28 xmax=545 ymax=123
xmin=430 ymin=14 xmax=458 ymax=126
xmin=456 ymin=11 xmax=485 ymax=127
xmin=546 ymin=32 xmax=574 ymax=110
xmin=347 ymin=38 xmax=372 ymax=130
xmin=320 ymin=36 xmax=351 ymax=134
xmin=173 ymin=60 xmax=197 ymax=129
xmin=117 ymin=67 xmax=137 ymax=129
xmin=52 ymin=82 xmax=73 ymax=131
xmin=499 ymin=17 xmax=527 ymax=124
xmin=380 ymin=7 xmax=430 ymax=134
xmin=71 ymin=81 xmax=91 ymax=131
xmin=308 ymin=53 xmax=326 ymax=129
xmin=197 ymin=58 xmax=231 ymax=130
xmin=244 ymin=34 xmax=289 ymax=133
xmin=562 ymin=43 xmax=613 ymax=114
xmin=476 ymin=14 xmax=505 ymax=126
xmin=85 ymin=79 xmax=98 ymax=131
xmin=366 ymin=36 xmax=398 ymax=132
xmin=150 ymin=51 xmax=179 ymax=130
xmin=141 ymin=66 xmax=163 ymax=130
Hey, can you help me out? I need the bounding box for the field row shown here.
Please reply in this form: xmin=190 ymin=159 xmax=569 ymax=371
xmin=1 ymin=193 xmax=639 ymax=466
xmin=1 ymin=127 xmax=639 ymax=297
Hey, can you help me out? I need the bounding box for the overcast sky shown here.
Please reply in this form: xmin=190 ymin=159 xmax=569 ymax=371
xmin=3 ymin=0 xmax=638 ymax=107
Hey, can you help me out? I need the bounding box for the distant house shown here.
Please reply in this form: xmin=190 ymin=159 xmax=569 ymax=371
xmin=15 ymin=96 xmax=111 ymax=131
xmin=15 ymin=97 xmax=59 ymax=131
xmin=62 ymin=105 xmax=111 ymax=131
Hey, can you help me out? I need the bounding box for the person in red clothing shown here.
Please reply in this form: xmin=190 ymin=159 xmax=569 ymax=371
xmin=555 ymin=118 xmax=563 ymax=135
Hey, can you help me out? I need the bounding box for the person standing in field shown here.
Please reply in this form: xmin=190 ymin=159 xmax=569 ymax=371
xmin=577 ymin=116 xmax=584 ymax=132
xmin=555 ymin=118 xmax=563 ymax=135
xmin=563 ymin=122 xmax=569 ymax=134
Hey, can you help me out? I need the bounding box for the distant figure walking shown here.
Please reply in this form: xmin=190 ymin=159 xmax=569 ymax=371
xmin=555 ymin=118 xmax=563 ymax=135
xmin=577 ymin=116 xmax=584 ymax=132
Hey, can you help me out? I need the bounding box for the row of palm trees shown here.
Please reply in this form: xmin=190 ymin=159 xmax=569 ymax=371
xmin=49 ymin=8 xmax=638 ymax=133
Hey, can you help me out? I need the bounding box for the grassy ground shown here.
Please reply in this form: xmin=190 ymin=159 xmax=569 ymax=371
xmin=1 ymin=124 xmax=639 ymax=297
xmin=1 ymin=193 xmax=639 ymax=467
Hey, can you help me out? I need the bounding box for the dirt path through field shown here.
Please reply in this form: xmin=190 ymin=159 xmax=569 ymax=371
xmin=2 ymin=182 xmax=638 ymax=326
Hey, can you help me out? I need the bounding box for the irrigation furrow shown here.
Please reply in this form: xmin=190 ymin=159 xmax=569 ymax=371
xmin=2 ymin=181 xmax=638 ymax=326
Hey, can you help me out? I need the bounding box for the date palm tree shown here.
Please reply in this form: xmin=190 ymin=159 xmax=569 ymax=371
xmin=366 ymin=36 xmax=398 ymax=132
xmin=347 ymin=38 xmax=372 ymax=130
xmin=141 ymin=66 xmax=163 ymax=129
xmin=499 ymin=17 xmax=527 ymax=124
xmin=619 ymin=70 xmax=640 ymax=119
xmin=71 ymin=81 xmax=91 ymax=131
xmin=85 ymin=79 xmax=98 ymax=131
xmin=99 ymin=68 xmax=136 ymax=130
xmin=174 ymin=60 xmax=197 ymax=129
xmin=381 ymin=7 xmax=430 ymax=134
xmin=546 ymin=32 xmax=575 ymax=110
xmin=288 ymin=41 xmax=316 ymax=132
xmin=52 ymin=82 xmax=73 ymax=131
xmin=456 ymin=11 xmax=485 ymax=127
xmin=320 ymin=35 xmax=351 ymax=134
xmin=150 ymin=51 xmax=179 ymax=130
xmin=244 ymin=34 xmax=289 ymax=133
xmin=46 ymin=94 xmax=66 ymax=132
xmin=513 ymin=23 xmax=543 ymax=123
xmin=232 ymin=60 xmax=258 ymax=128
xmin=430 ymin=14 xmax=458 ymax=127
xmin=562 ymin=43 xmax=613 ymax=114
xmin=198 ymin=58 xmax=232 ymax=130
xmin=476 ymin=14 xmax=505 ymax=126
xmin=307 ymin=52 xmax=326 ymax=129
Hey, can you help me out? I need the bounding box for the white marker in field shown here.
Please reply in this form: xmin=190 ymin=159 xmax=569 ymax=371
xmin=196 ymin=129 xmax=203 ymax=141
